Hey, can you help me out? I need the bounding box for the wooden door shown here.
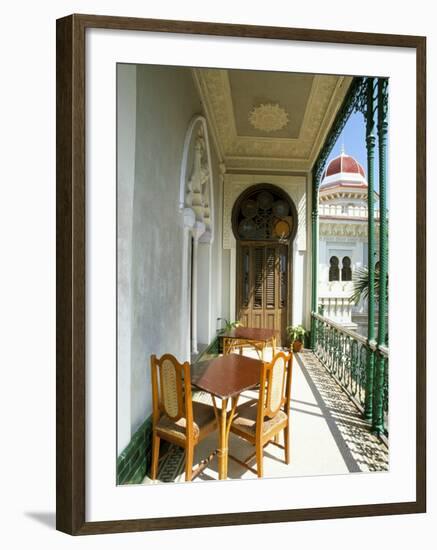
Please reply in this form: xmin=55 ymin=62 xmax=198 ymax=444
xmin=237 ymin=243 xmax=289 ymax=345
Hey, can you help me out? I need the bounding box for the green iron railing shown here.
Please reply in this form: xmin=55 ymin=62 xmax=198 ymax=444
xmin=312 ymin=312 xmax=389 ymax=435
xmin=377 ymin=344 xmax=389 ymax=437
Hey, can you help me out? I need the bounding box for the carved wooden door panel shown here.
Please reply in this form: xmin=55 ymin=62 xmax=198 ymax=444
xmin=237 ymin=243 xmax=289 ymax=345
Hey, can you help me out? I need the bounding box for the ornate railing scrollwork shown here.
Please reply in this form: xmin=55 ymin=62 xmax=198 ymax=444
xmin=312 ymin=313 xmax=388 ymax=436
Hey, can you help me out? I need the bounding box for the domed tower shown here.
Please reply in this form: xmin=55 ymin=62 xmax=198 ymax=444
xmin=319 ymin=147 xmax=369 ymax=217
xmin=318 ymin=148 xmax=378 ymax=334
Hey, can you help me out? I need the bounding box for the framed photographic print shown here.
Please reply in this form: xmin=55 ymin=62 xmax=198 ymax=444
xmin=56 ymin=14 xmax=426 ymax=535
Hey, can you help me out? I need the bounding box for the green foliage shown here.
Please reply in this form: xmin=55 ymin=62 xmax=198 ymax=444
xmin=217 ymin=318 xmax=243 ymax=334
xmin=286 ymin=324 xmax=306 ymax=343
xmin=349 ymin=265 xmax=388 ymax=304
xmin=225 ymin=319 xmax=242 ymax=331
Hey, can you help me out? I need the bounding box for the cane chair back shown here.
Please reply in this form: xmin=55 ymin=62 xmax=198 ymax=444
xmin=262 ymin=353 xmax=289 ymax=419
xmin=150 ymin=354 xmax=216 ymax=482
xmin=151 ymin=354 xmax=193 ymax=438
xmin=229 ymin=351 xmax=293 ymax=477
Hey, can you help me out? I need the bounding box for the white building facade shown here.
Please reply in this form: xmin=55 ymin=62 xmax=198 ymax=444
xmin=318 ymin=149 xmax=379 ymax=334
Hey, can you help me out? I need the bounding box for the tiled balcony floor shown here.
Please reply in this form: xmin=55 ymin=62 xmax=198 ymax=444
xmin=143 ymin=349 xmax=388 ymax=484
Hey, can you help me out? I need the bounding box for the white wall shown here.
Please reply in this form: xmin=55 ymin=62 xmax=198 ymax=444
xmin=2 ymin=2 xmax=436 ymax=550
xmin=319 ymin=238 xmax=364 ymax=285
xmin=117 ymin=64 xmax=226 ymax=440
xmin=116 ymin=64 xmax=137 ymax=453
xmin=118 ymin=64 xmax=226 ymax=440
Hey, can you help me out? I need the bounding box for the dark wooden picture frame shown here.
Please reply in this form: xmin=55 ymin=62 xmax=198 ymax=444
xmin=56 ymin=13 xmax=426 ymax=536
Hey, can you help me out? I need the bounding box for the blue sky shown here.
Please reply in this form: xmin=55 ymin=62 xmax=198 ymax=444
xmin=323 ymin=111 xmax=380 ymax=191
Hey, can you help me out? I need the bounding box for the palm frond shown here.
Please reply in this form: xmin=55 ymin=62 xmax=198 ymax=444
xmin=349 ymin=265 xmax=386 ymax=304
xmin=349 ymin=267 xmax=371 ymax=304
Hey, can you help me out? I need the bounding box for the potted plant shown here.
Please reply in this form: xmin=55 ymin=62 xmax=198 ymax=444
xmin=216 ymin=318 xmax=243 ymax=334
xmin=224 ymin=319 xmax=243 ymax=332
xmin=286 ymin=324 xmax=306 ymax=352
xmin=216 ymin=319 xmax=243 ymax=353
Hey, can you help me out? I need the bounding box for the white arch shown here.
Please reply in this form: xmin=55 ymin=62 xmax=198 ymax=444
xmin=179 ymin=116 xmax=216 ymax=358
xmin=179 ymin=115 xmax=215 ymax=243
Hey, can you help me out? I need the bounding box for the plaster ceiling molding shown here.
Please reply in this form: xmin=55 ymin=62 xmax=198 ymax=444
xmin=230 ymin=70 xmax=313 ymax=139
xmin=248 ymin=103 xmax=289 ymax=133
xmin=290 ymin=76 xmax=342 ymax=157
xmin=194 ymin=67 xmax=352 ymax=172
xmin=231 ymin=138 xmax=304 ymax=159
xmin=190 ymin=69 xmax=225 ymax=163
xmin=305 ymin=76 xmax=351 ymax=164
xmin=226 ymin=156 xmax=309 ymax=172
xmin=195 ymin=69 xmax=238 ymax=155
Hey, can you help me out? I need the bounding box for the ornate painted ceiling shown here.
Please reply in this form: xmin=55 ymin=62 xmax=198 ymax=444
xmin=192 ymin=68 xmax=352 ymax=173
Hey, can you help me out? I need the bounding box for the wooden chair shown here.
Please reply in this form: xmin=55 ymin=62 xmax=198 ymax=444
xmin=229 ymin=351 xmax=293 ymax=478
xmin=150 ymin=354 xmax=217 ymax=482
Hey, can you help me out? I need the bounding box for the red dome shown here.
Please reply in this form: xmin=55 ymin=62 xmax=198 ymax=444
xmin=324 ymin=153 xmax=365 ymax=178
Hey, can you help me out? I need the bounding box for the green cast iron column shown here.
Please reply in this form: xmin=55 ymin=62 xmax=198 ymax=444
xmin=310 ymin=174 xmax=319 ymax=349
xmin=373 ymin=78 xmax=389 ymax=434
xmin=364 ymin=78 xmax=377 ymax=421
xmin=309 ymin=77 xmax=367 ymax=350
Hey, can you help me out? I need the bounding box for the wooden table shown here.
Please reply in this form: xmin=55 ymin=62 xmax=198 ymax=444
xmin=220 ymin=327 xmax=277 ymax=359
xmin=191 ymin=353 xmax=263 ymax=480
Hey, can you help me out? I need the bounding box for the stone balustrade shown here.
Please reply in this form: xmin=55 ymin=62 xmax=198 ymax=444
xmin=319 ymin=204 xmax=380 ymax=218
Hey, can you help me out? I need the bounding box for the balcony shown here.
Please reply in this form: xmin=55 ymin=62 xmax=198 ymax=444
xmin=143 ymin=327 xmax=388 ymax=484
xmin=319 ymin=203 xmax=380 ymax=219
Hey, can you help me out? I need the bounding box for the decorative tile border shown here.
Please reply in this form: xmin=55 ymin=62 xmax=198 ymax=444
xmin=117 ymin=416 xmax=153 ymax=485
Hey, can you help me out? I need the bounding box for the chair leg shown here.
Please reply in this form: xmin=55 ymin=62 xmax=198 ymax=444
xmin=284 ymin=425 xmax=290 ymax=465
xmin=185 ymin=444 xmax=194 ymax=482
xmin=151 ymin=432 xmax=160 ymax=480
xmin=256 ymin=442 xmax=264 ymax=478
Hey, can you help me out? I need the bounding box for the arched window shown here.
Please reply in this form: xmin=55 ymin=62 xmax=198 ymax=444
xmin=341 ymin=256 xmax=352 ymax=281
xmin=329 ymin=256 xmax=340 ymax=281
xmin=232 ymin=186 xmax=295 ymax=242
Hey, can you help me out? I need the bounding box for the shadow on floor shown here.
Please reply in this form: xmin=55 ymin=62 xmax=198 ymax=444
xmin=24 ymin=511 xmax=56 ymax=529
xmin=295 ymin=352 xmax=388 ymax=473
xmin=145 ymin=350 xmax=388 ymax=484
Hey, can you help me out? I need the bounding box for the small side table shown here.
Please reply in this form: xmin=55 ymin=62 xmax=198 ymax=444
xmin=220 ymin=327 xmax=277 ymax=360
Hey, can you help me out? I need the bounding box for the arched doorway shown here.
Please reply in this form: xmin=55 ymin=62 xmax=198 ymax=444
xmin=232 ymin=184 xmax=298 ymax=345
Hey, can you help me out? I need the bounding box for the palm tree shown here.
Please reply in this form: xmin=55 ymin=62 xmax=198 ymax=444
xmin=349 ymin=264 xmax=388 ymax=305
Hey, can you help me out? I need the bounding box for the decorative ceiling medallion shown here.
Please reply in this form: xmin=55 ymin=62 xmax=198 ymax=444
xmin=248 ymin=103 xmax=289 ymax=133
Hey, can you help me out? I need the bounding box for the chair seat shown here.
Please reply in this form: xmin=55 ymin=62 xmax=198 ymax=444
xmin=156 ymin=401 xmax=216 ymax=443
xmin=231 ymin=399 xmax=287 ymax=438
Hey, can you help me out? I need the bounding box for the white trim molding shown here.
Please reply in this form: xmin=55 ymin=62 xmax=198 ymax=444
xmin=179 ymin=115 xmax=215 ymax=243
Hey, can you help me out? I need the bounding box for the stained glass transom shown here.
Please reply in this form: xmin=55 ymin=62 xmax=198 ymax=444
xmin=235 ymin=188 xmax=293 ymax=241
